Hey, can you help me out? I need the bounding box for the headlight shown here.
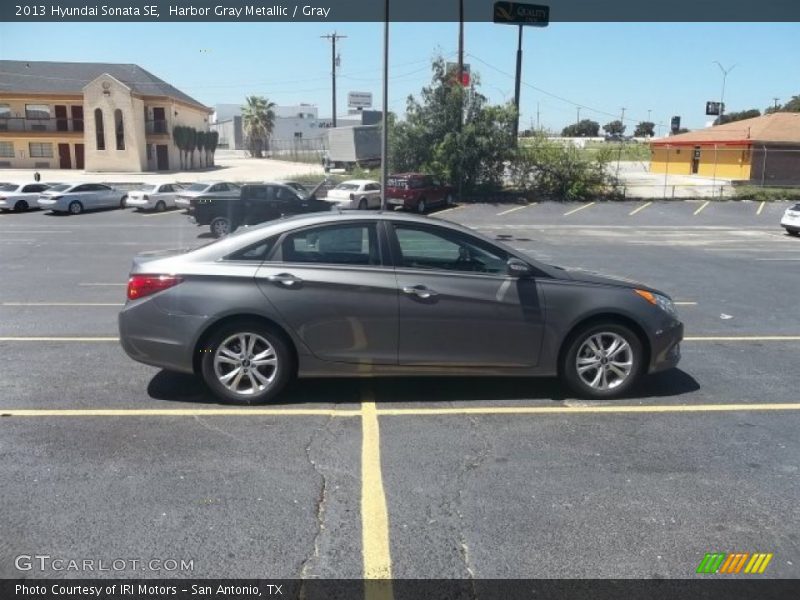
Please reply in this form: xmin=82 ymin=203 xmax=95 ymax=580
xmin=634 ymin=289 xmax=678 ymax=317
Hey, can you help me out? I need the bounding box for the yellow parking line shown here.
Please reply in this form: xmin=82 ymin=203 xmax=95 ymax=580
xmin=496 ymin=204 xmax=533 ymax=216
xmin=0 ymin=337 xmax=119 ymax=342
xmin=756 ymin=201 xmax=766 ymax=216
xmin=693 ymin=201 xmax=710 ymax=215
xmin=361 ymin=392 xmax=394 ymax=584
xmin=684 ymin=335 xmax=800 ymax=341
xmin=628 ymin=201 xmax=652 ymax=216
xmin=0 ymin=408 xmax=360 ymax=417
xmin=563 ymin=202 xmax=595 ymax=216
xmin=2 ymin=303 xmax=124 ymax=307
xmin=375 ymin=403 xmax=800 ymax=417
xmin=434 ymin=205 xmax=464 ymax=216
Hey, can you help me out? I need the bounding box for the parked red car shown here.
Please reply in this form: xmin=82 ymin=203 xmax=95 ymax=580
xmin=385 ymin=173 xmax=455 ymax=213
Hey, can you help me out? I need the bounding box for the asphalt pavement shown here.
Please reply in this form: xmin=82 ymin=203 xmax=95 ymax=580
xmin=0 ymin=200 xmax=798 ymax=582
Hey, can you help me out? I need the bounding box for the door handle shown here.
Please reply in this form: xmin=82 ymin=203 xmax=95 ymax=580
xmin=267 ymin=273 xmax=302 ymax=286
xmin=402 ymin=285 xmax=437 ymax=299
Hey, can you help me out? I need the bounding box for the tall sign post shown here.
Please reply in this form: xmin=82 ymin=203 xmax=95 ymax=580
xmin=493 ymin=2 xmax=550 ymax=144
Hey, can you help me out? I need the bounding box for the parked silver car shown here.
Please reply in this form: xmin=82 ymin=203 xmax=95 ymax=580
xmin=37 ymin=183 xmax=127 ymax=215
xmin=174 ymin=181 xmax=241 ymax=209
xmin=125 ymin=183 xmax=183 ymax=212
xmin=0 ymin=182 xmax=50 ymax=212
xmin=119 ymin=212 xmax=683 ymax=405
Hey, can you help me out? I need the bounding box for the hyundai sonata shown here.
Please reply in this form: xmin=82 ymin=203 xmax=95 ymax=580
xmin=119 ymin=212 xmax=683 ymax=404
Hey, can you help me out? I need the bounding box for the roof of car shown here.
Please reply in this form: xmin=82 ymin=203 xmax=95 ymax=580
xmin=338 ymin=179 xmax=380 ymax=185
xmin=388 ymin=173 xmax=427 ymax=178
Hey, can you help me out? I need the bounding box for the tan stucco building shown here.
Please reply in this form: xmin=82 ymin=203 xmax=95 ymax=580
xmin=0 ymin=60 xmax=212 ymax=172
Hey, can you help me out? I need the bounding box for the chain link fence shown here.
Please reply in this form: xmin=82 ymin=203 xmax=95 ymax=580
xmin=264 ymin=137 xmax=328 ymax=165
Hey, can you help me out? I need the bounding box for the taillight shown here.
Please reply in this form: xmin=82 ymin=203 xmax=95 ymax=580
xmin=127 ymin=274 xmax=183 ymax=300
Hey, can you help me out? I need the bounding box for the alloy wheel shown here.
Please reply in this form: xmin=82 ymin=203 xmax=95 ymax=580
xmin=575 ymin=332 xmax=634 ymax=391
xmin=213 ymin=332 xmax=278 ymax=396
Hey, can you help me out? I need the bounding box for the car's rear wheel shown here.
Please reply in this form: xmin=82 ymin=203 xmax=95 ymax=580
xmin=210 ymin=216 xmax=232 ymax=238
xmin=68 ymin=201 xmax=83 ymax=215
xmin=417 ymin=198 xmax=427 ymax=214
xmin=155 ymin=200 xmax=166 ymax=212
xmin=14 ymin=200 xmax=29 ymax=212
xmin=561 ymin=323 xmax=643 ymax=399
xmin=120 ymin=195 xmax=128 ymax=209
xmin=200 ymin=321 xmax=293 ymax=405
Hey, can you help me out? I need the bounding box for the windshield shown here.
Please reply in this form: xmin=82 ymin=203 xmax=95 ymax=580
xmin=47 ymin=184 xmax=71 ymax=192
xmin=0 ymin=184 xmax=19 ymax=192
xmin=137 ymin=185 xmax=157 ymax=192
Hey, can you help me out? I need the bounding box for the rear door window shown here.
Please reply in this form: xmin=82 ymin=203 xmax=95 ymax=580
xmin=279 ymin=223 xmax=380 ymax=266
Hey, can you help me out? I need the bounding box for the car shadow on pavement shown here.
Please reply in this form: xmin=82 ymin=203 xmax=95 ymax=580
xmin=146 ymin=368 xmax=699 ymax=406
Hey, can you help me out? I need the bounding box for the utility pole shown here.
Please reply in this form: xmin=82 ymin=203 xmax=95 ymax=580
xmin=616 ymin=106 xmax=626 ymax=180
xmin=380 ymin=0 xmax=389 ymax=210
xmin=620 ymin=107 xmax=626 ymax=126
xmin=512 ymin=24 xmax=523 ymax=144
xmin=576 ymin=106 xmax=581 ymax=125
xmin=457 ymin=0 xmax=464 ymax=203
xmin=536 ymin=102 xmax=540 ymax=130
xmin=713 ymin=61 xmax=736 ymax=123
xmin=773 ymin=97 xmax=780 ymax=110
xmin=321 ymin=32 xmax=347 ymax=127
xmin=647 ymin=108 xmax=652 ymax=122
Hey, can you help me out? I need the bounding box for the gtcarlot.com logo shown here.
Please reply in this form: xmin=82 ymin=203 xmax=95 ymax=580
xmin=696 ymin=552 xmax=773 ymax=574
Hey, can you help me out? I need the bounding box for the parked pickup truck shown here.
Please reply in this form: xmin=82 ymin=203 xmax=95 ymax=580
xmin=186 ymin=181 xmax=332 ymax=237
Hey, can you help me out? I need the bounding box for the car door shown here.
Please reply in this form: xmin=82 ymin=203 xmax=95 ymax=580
xmin=69 ymin=184 xmax=91 ymax=208
xmin=255 ymin=221 xmax=398 ymax=365
xmin=97 ymin=184 xmax=116 ymax=208
xmin=245 ymin=186 xmax=279 ymax=224
xmin=365 ymin=183 xmax=382 ymax=208
xmin=389 ymin=222 xmax=545 ymax=367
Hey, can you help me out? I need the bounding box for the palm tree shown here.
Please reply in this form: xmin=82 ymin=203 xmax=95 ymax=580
xmin=186 ymin=128 xmax=197 ymax=169
xmin=173 ymin=125 xmax=186 ymax=170
xmin=207 ymin=130 xmax=219 ymax=167
xmin=241 ymin=96 xmax=276 ymax=158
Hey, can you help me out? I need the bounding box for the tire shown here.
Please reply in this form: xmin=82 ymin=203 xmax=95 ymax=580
xmin=200 ymin=321 xmax=293 ymax=405
xmin=155 ymin=200 xmax=167 ymax=212
xmin=13 ymin=200 xmax=29 ymax=212
xmin=561 ymin=323 xmax=643 ymax=399
xmin=68 ymin=201 xmax=83 ymax=215
xmin=445 ymin=194 xmax=454 ymax=206
xmin=120 ymin=195 xmax=128 ymax=209
xmin=210 ymin=216 xmax=232 ymax=238
xmin=417 ymin=198 xmax=427 ymax=214
xmin=786 ymin=228 xmax=799 ymax=237
xmin=358 ymin=198 xmax=368 ymax=210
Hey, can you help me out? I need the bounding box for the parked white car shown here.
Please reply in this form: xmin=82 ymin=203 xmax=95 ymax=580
xmin=324 ymin=179 xmax=382 ymax=210
xmin=781 ymin=202 xmax=800 ymax=236
xmin=0 ymin=182 xmax=51 ymax=212
xmin=36 ymin=183 xmax=127 ymax=215
xmin=125 ymin=183 xmax=183 ymax=212
xmin=175 ymin=181 xmax=241 ymax=209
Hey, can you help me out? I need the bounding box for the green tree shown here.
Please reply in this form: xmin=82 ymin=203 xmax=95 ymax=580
xmin=603 ymin=120 xmax=626 ymax=135
xmin=766 ymin=95 xmax=800 ymax=114
xmin=172 ymin=125 xmax=186 ymax=170
xmin=634 ymin=121 xmax=655 ymax=137
xmin=196 ymin=131 xmax=206 ymax=168
xmin=242 ymin=96 xmax=276 ymax=158
xmin=714 ymin=108 xmax=760 ymax=125
xmin=206 ymin=130 xmax=219 ymax=167
xmin=186 ymin=128 xmax=197 ymax=169
xmin=389 ymin=57 xmax=515 ymax=192
xmin=561 ymin=119 xmax=600 ymax=137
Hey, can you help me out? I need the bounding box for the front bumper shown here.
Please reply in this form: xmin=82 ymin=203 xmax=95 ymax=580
xmin=780 ymin=214 xmax=800 ymax=231
xmin=649 ymin=320 xmax=683 ymax=373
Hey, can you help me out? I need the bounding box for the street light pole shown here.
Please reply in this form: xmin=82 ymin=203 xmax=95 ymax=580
xmin=380 ymin=0 xmax=389 ymax=210
xmin=713 ymin=61 xmax=736 ymax=123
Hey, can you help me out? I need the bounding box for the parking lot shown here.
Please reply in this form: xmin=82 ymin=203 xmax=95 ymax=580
xmin=1 ymin=199 xmax=798 ymax=583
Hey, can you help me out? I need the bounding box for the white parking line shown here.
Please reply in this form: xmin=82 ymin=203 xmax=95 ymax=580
xmin=2 ymin=303 xmax=123 ymax=307
xmin=628 ymin=202 xmax=652 ymax=216
xmin=563 ymin=202 xmax=595 ymax=216
xmin=434 ymin=205 xmax=464 ymax=216
xmin=693 ymin=201 xmax=711 ymax=216
xmin=0 ymin=336 xmax=119 ymax=341
xmin=79 ymin=283 xmax=126 ymax=287
xmin=684 ymin=335 xmax=800 ymax=341
xmin=674 ymin=301 xmax=697 ymax=306
xmin=757 ymin=201 xmax=766 ymax=216
xmin=496 ymin=204 xmax=533 ymax=216
xmin=141 ymin=210 xmax=182 ymax=218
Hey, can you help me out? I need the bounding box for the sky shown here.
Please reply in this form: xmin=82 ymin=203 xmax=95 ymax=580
xmin=1 ymin=21 xmax=798 ymax=134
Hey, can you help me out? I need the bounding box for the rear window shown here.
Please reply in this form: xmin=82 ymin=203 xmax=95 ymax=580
xmin=185 ymin=183 xmax=208 ymax=192
xmin=387 ymin=178 xmax=408 ymax=189
xmin=0 ymin=184 xmax=19 ymax=192
xmin=138 ymin=185 xmax=157 ymax=192
xmin=792 ymin=203 xmax=800 ymax=211
xmin=334 ymin=183 xmax=360 ymax=191
xmin=47 ymin=184 xmax=71 ymax=192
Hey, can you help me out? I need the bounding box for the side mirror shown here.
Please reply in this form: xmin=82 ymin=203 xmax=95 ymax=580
xmin=507 ymin=258 xmax=533 ymax=278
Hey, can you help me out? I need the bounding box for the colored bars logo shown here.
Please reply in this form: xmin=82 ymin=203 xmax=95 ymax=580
xmin=696 ymin=552 xmax=773 ymax=574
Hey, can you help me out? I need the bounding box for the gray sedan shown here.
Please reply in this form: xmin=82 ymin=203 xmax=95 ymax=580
xmin=119 ymin=212 xmax=683 ymax=404
xmin=37 ymin=183 xmax=126 ymax=215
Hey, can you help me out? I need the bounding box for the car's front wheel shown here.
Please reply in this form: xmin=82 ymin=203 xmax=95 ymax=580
xmin=210 ymin=216 xmax=233 ymax=238
xmin=561 ymin=323 xmax=643 ymax=399
xmin=358 ymin=198 xmax=368 ymax=210
xmin=14 ymin=200 xmax=29 ymax=212
xmin=786 ymin=228 xmax=799 ymax=237
xmin=68 ymin=201 xmax=83 ymax=215
xmin=200 ymin=321 xmax=293 ymax=404
xmin=155 ymin=200 xmax=167 ymax=212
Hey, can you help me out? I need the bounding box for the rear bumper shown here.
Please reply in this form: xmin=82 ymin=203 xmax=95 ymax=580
xmin=649 ymin=320 xmax=683 ymax=373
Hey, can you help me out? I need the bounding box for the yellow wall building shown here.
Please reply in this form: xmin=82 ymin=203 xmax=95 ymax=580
xmin=650 ymin=113 xmax=800 ymax=183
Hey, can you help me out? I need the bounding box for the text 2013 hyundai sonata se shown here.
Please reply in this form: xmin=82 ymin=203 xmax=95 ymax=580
xmin=119 ymin=212 xmax=683 ymax=404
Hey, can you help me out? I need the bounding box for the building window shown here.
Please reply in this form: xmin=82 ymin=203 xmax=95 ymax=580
xmin=29 ymin=142 xmax=53 ymax=158
xmin=95 ymin=109 xmax=106 ymax=150
xmin=0 ymin=104 xmax=10 ymax=119
xmin=25 ymin=104 xmax=50 ymax=120
xmin=114 ymin=109 xmax=125 ymax=150
xmin=294 ymin=132 xmax=303 ymax=138
xmin=0 ymin=142 xmax=13 ymax=158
